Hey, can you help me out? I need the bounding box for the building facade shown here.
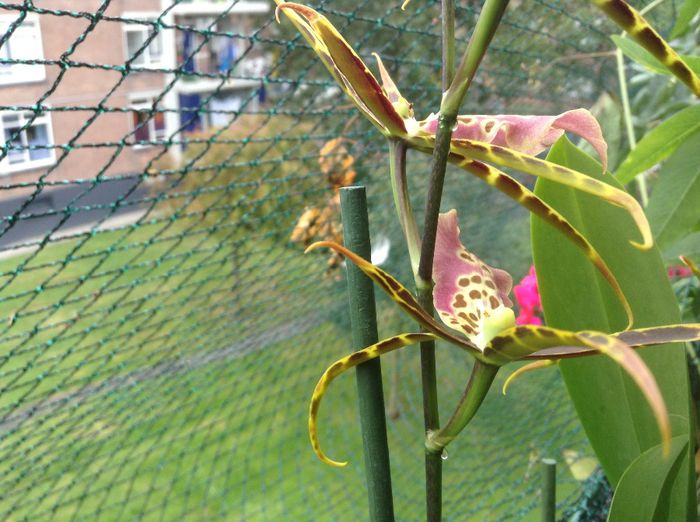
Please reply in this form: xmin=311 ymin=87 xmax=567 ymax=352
xmin=0 ymin=0 xmax=270 ymax=190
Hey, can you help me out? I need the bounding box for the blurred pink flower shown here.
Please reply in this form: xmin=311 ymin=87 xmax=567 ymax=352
xmin=668 ymin=266 xmax=692 ymax=279
xmin=514 ymin=265 xmax=543 ymax=325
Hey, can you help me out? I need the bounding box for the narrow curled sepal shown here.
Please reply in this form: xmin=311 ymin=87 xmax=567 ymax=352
xmin=680 ymin=256 xmax=700 ymax=280
xmin=502 ymin=360 xmax=555 ymax=394
xmin=308 ymin=332 xmax=436 ymax=467
xmin=305 ymin=241 xmax=482 ymax=354
xmin=449 ymin=157 xmax=634 ymax=328
xmin=448 ymin=139 xmax=651 ymax=250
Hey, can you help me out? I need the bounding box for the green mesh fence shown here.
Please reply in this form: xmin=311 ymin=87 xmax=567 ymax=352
xmin=0 ymin=1 xmax=682 ymax=520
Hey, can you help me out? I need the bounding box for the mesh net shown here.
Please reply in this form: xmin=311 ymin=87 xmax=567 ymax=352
xmin=0 ymin=0 xmax=682 ymax=520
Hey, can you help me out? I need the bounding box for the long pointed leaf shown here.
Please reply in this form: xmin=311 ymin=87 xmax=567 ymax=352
xmin=449 ymin=156 xmax=634 ymax=327
xmin=532 ymin=136 xmax=693 ymax=510
xmin=592 ymin=0 xmax=700 ymax=96
xmin=309 ymin=332 xmax=436 ymax=466
xmin=306 ymin=241 xmax=481 ymax=354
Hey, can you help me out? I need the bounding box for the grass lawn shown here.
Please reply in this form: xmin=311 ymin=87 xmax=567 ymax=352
xmin=0 ymin=217 xmax=593 ymax=520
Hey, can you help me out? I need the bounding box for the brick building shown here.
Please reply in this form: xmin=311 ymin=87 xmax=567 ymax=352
xmin=0 ymin=0 xmax=270 ymax=245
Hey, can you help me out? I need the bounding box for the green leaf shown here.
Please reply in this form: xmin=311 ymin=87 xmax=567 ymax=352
xmin=661 ymin=232 xmax=700 ymax=263
xmin=532 ymin=137 xmax=695 ymax=517
xmin=612 ymin=35 xmax=669 ymax=75
xmin=647 ymin=132 xmax=700 ymax=250
xmin=612 ymin=36 xmax=700 ymax=76
xmin=615 ymin=104 xmax=700 ymax=184
xmin=607 ymin=436 xmax=689 ymax=522
xmin=670 ymin=0 xmax=700 ymax=39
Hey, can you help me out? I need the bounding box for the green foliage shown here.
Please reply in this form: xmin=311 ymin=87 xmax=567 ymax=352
xmin=646 ymin=132 xmax=700 ymax=260
xmin=615 ymin=104 xmax=700 ymax=184
xmin=532 ymin=138 xmax=695 ymax=518
xmin=607 ymin=436 xmax=689 ymax=522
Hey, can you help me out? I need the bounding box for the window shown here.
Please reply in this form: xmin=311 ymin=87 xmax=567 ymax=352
xmin=124 ymin=21 xmax=163 ymax=67
xmin=130 ymin=97 xmax=166 ymax=145
xmin=0 ymin=112 xmax=55 ymax=173
xmin=0 ymin=16 xmax=46 ymax=85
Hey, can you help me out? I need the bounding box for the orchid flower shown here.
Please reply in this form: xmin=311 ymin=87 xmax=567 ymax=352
xmin=274 ymin=1 xmax=654 ymax=326
xmin=305 ymin=210 xmax=700 ymax=467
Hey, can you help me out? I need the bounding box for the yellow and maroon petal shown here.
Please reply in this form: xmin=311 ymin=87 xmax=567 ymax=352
xmin=309 ymin=332 xmax=437 ymax=466
xmin=433 ymin=210 xmax=515 ymax=347
xmin=487 ymin=326 xmax=671 ymax=452
xmin=447 ymin=139 xmax=650 ymax=250
xmin=447 ymin=157 xmax=634 ymax=328
xmin=305 ymin=241 xmax=481 ymax=354
xmin=418 ymin=108 xmax=607 ymax=170
xmin=275 ymin=2 xmax=406 ymax=135
xmin=592 ymin=0 xmax=700 ymax=96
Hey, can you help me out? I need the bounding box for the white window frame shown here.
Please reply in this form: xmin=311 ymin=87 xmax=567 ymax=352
xmin=129 ymin=93 xmax=167 ymax=147
xmin=0 ymin=110 xmax=56 ymax=174
xmin=122 ymin=12 xmax=164 ymax=69
xmin=0 ymin=14 xmax=46 ymax=86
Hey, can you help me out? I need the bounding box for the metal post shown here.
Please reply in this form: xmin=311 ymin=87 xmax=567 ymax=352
xmin=340 ymin=186 xmax=395 ymax=522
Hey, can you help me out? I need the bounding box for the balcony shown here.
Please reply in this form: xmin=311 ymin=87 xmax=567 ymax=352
xmin=171 ymin=1 xmax=270 ymax=16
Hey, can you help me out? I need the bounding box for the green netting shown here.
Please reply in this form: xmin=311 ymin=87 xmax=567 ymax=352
xmin=0 ymin=1 xmax=683 ymax=520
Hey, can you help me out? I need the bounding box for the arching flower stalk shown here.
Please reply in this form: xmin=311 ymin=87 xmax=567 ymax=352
xmin=274 ymin=1 xmax=656 ymax=327
xmin=306 ymin=210 xmax=700 ymax=467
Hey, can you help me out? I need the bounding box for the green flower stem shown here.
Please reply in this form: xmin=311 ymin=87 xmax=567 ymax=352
xmin=441 ymin=0 xmax=510 ymax=115
xmin=417 ymin=283 xmax=442 ymax=522
xmin=415 ymin=4 xmax=508 ymax=520
xmin=442 ymin=0 xmax=456 ymax=89
xmin=425 ymin=360 xmax=499 ymax=453
xmin=340 ymin=186 xmax=396 ymax=522
xmin=389 ymin=139 xmax=421 ymax=274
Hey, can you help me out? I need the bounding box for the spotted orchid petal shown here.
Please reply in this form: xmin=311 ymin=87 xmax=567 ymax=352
xmin=592 ymin=0 xmax=700 ymax=96
xmin=433 ymin=210 xmax=515 ymax=348
xmin=438 ymin=177 xmax=634 ymax=328
xmin=308 ymin=332 xmax=437 ymax=467
xmin=305 ymin=241 xmax=482 ymax=355
xmin=487 ymin=326 xmax=673 ymax=452
xmin=440 ymin=138 xmax=651 ymax=250
xmin=274 ymin=1 xmax=406 ymax=135
xmin=306 ymin=243 xmax=700 ymax=464
xmin=420 ymin=109 xmax=608 ymax=171
xmin=373 ymin=53 xmax=414 ymax=120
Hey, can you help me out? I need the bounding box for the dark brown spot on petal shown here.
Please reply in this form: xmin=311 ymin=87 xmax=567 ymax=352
xmin=471 ymin=275 xmax=482 ymax=283
xmin=538 ymin=329 xmax=557 ymax=337
xmin=637 ymin=27 xmax=665 ymax=56
xmin=348 ymin=352 xmax=365 ymax=363
xmin=494 ymin=173 xmax=523 ymax=198
xmin=483 ymin=121 xmax=495 ymax=132
xmin=458 ymin=277 xmax=470 ymax=287
xmin=468 ymin=290 xmax=481 ymax=300
xmin=469 ymin=313 xmax=478 ymax=321
xmin=489 ymin=296 xmax=500 ymax=309
xmin=453 ymin=294 xmax=467 ymax=308
xmin=484 ymin=280 xmax=495 ymax=289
